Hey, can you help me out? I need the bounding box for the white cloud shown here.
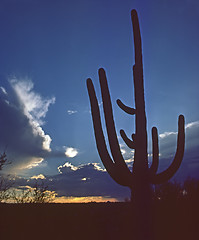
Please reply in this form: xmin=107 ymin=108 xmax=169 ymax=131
xmin=125 ymin=158 xmax=134 ymax=163
xmin=159 ymin=120 xmax=199 ymax=139
xmin=158 ymin=120 xmax=199 ymax=158
xmin=20 ymin=158 xmax=44 ymax=170
xmin=57 ymin=162 xmax=106 ymax=175
xmin=0 ymin=86 xmax=7 ymax=95
xmin=58 ymin=162 xmax=78 ymax=174
xmin=90 ymin=163 xmax=106 ymax=172
xmin=121 ymin=148 xmax=126 ymax=155
xmin=29 ymin=122 xmax=52 ymax=152
xmin=118 ymin=144 xmax=134 ymax=161
xmin=64 ymin=147 xmax=78 ymax=158
xmin=159 ymin=131 xmax=177 ymax=139
xmin=9 ymin=78 xmax=55 ymax=155
xmin=0 ymin=77 xmax=55 ymax=172
xmin=10 ymin=77 xmax=55 ymax=124
xmin=185 ymin=121 xmax=199 ymax=129
xmin=67 ymin=110 xmax=77 ymax=115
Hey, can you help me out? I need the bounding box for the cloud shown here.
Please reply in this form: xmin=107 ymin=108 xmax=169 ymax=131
xmin=118 ymin=143 xmax=134 ymax=165
xmin=159 ymin=131 xmax=176 ymax=139
xmin=48 ymin=162 xmax=130 ymax=200
xmin=148 ymin=120 xmax=199 ymax=180
xmin=67 ymin=110 xmax=77 ymax=115
xmin=64 ymin=147 xmax=78 ymax=158
xmin=0 ymin=77 xmax=55 ymax=172
xmin=30 ymin=174 xmax=46 ymax=180
xmin=118 ymin=120 xmax=199 ymax=180
xmin=57 ymin=162 xmax=105 ymax=174
xmin=0 ymin=86 xmax=7 ymax=95
xmin=7 ymin=161 xmax=130 ymax=201
xmin=11 ymin=122 xmax=199 ymax=201
xmin=58 ymin=162 xmax=78 ymax=174
xmin=185 ymin=121 xmax=199 ymax=150
xmin=158 ymin=120 xmax=199 ymax=158
xmin=10 ymin=78 xmax=55 ymax=125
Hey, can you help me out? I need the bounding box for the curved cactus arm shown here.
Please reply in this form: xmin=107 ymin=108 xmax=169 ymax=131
xmin=98 ymin=68 xmax=131 ymax=169
xmin=87 ymin=78 xmax=132 ymax=187
xmin=150 ymin=115 xmax=185 ymax=184
xmin=149 ymin=127 xmax=159 ymax=175
xmin=120 ymin=129 xmax=136 ymax=149
xmin=116 ymin=99 xmax=136 ymax=115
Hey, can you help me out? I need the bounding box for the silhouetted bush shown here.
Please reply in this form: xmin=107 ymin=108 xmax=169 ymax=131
xmin=0 ymin=152 xmax=55 ymax=203
xmin=183 ymin=178 xmax=199 ymax=201
xmin=153 ymin=181 xmax=182 ymax=201
xmin=151 ymin=178 xmax=199 ymax=203
xmin=11 ymin=180 xmax=56 ymax=203
xmin=0 ymin=152 xmax=13 ymax=202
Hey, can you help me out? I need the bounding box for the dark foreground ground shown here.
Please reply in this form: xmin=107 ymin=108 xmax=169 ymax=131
xmin=0 ymin=200 xmax=198 ymax=240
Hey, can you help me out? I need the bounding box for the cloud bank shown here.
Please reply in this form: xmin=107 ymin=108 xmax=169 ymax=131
xmin=12 ymin=162 xmax=130 ymax=201
xmin=0 ymin=77 xmax=55 ymax=172
xmin=157 ymin=120 xmax=199 ymax=158
xmin=9 ymin=116 xmax=199 ymax=202
xmin=52 ymin=119 xmax=199 ymax=197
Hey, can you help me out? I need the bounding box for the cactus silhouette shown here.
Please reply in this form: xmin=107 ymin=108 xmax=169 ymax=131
xmin=87 ymin=9 xmax=185 ymax=239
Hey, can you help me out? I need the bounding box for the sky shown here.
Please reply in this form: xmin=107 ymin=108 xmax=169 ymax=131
xmin=0 ymin=0 xmax=199 ymax=202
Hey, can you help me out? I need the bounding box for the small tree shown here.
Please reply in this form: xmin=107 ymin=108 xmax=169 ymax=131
xmin=30 ymin=180 xmax=56 ymax=203
xmin=0 ymin=152 xmax=11 ymax=170
xmin=0 ymin=152 xmax=13 ymax=203
xmin=11 ymin=181 xmax=56 ymax=203
xmin=11 ymin=187 xmax=32 ymax=203
xmin=0 ymin=152 xmax=55 ymax=203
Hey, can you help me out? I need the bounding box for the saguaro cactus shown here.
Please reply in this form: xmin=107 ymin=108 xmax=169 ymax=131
xmin=87 ymin=9 xmax=185 ymax=193
xmin=87 ymin=9 xmax=185 ymax=239
xmin=87 ymin=11 xmax=185 ymax=237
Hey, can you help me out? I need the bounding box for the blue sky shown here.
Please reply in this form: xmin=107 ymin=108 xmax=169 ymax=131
xmin=0 ymin=0 xmax=199 ymax=202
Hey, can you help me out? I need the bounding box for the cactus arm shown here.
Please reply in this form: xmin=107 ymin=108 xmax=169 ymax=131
xmin=98 ymin=68 xmax=131 ymax=169
xmin=116 ymin=99 xmax=136 ymax=115
xmin=86 ymin=78 xmax=115 ymax=172
xmin=87 ymin=78 xmax=132 ymax=187
xmin=149 ymin=127 xmax=159 ymax=175
xmin=150 ymin=115 xmax=185 ymax=184
xmin=120 ymin=129 xmax=136 ymax=149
